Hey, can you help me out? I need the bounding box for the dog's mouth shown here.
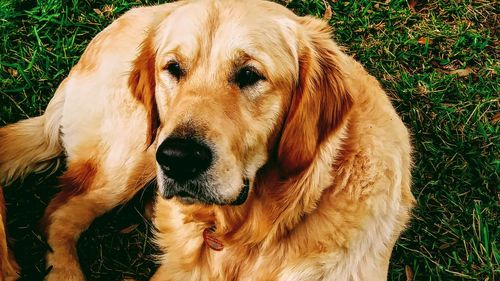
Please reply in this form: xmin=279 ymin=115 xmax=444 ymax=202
xmin=163 ymin=178 xmax=250 ymax=206
xmin=174 ymin=191 xmax=199 ymax=205
xmin=230 ymin=178 xmax=250 ymax=205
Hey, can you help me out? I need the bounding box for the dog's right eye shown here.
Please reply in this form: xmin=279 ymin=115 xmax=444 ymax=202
xmin=165 ymin=61 xmax=183 ymax=80
xmin=234 ymin=66 xmax=264 ymax=89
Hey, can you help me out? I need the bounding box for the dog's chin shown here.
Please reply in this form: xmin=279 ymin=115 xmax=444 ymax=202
xmin=161 ymin=179 xmax=250 ymax=206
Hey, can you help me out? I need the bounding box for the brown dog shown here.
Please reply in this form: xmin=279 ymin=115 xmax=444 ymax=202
xmin=0 ymin=0 xmax=414 ymax=280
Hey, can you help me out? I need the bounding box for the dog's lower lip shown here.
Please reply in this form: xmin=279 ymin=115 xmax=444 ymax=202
xmin=178 ymin=196 xmax=197 ymax=205
xmin=172 ymin=191 xmax=196 ymax=204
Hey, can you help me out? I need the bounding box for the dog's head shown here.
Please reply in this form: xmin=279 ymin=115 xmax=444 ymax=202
xmin=129 ymin=0 xmax=351 ymax=206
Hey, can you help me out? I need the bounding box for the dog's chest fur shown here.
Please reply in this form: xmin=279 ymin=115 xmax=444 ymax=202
xmin=153 ymin=125 xmax=411 ymax=281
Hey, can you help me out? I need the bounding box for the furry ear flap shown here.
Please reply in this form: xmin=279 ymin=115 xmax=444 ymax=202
xmin=277 ymin=16 xmax=352 ymax=176
xmin=129 ymin=37 xmax=160 ymax=146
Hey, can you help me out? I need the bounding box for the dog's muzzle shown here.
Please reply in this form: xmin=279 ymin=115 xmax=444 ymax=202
xmin=156 ymin=137 xmax=249 ymax=205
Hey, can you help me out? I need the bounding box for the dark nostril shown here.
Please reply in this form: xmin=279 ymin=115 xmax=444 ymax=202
xmin=156 ymin=137 xmax=212 ymax=182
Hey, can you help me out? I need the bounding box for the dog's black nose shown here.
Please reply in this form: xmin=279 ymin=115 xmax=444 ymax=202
xmin=156 ymin=137 xmax=212 ymax=182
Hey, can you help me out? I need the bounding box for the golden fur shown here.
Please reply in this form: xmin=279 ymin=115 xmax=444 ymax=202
xmin=0 ymin=1 xmax=414 ymax=280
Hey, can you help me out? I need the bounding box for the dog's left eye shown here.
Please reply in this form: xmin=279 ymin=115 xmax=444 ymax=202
xmin=234 ymin=66 xmax=264 ymax=88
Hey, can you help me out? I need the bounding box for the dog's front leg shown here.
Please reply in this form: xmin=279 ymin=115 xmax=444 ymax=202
xmin=41 ymin=156 xmax=153 ymax=281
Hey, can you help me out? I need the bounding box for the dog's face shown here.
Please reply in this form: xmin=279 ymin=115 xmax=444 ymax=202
xmin=129 ymin=0 xmax=352 ymax=206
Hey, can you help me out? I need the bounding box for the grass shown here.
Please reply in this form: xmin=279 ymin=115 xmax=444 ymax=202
xmin=0 ymin=0 xmax=498 ymax=280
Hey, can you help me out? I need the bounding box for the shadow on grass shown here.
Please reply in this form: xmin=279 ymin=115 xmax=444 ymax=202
xmin=5 ymin=167 xmax=159 ymax=281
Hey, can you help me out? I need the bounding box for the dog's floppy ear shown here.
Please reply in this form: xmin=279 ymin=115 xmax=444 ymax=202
xmin=278 ymin=16 xmax=352 ymax=175
xmin=129 ymin=36 xmax=160 ymax=146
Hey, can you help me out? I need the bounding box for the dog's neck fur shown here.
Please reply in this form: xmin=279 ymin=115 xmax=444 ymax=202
xmin=202 ymin=122 xmax=349 ymax=249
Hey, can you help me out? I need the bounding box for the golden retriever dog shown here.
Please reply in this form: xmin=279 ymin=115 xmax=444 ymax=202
xmin=0 ymin=0 xmax=415 ymax=280
xmin=0 ymin=187 xmax=19 ymax=281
